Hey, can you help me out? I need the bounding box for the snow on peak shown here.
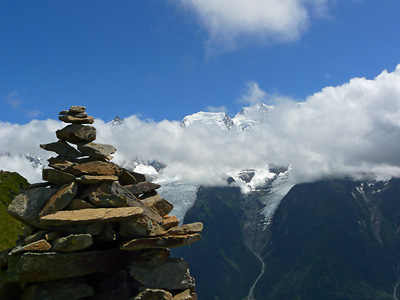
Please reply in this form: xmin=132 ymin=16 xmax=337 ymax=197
xmin=180 ymin=111 xmax=234 ymax=130
xmin=108 ymin=116 xmax=124 ymax=125
xmin=233 ymin=102 xmax=273 ymax=131
xmin=180 ymin=102 xmax=273 ymax=132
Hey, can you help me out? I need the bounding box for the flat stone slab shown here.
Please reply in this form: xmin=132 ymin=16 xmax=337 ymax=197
xmin=76 ymin=175 xmax=118 ymax=185
xmin=166 ymin=222 xmax=203 ymax=236
xmin=56 ymin=124 xmax=96 ymax=144
xmin=120 ymin=234 xmax=201 ymax=251
xmin=125 ymin=182 xmax=161 ymax=195
xmin=42 ymin=169 xmax=76 ymax=185
xmin=65 ymin=161 xmax=121 ymax=176
xmin=40 ymin=140 xmax=83 ymax=159
xmin=5 ymin=249 xmax=135 ymax=282
xmin=40 ymin=207 xmax=144 ymax=226
xmin=7 ymin=187 xmax=58 ymax=228
xmin=59 ymin=115 xmax=94 ymax=124
xmin=77 ymin=142 xmax=116 ymax=159
xmin=39 ymin=182 xmax=77 ymax=216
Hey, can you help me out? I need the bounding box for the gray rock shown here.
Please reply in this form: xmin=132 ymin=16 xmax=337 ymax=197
xmin=5 ymin=249 xmax=136 ymax=282
xmin=77 ymin=142 xmax=116 ymax=159
xmin=39 ymin=182 xmax=77 ymax=216
xmin=21 ymin=277 xmax=94 ymax=300
xmin=52 ymin=234 xmax=93 ymax=252
xmin=7 ymin=187 xmax=57 ymax=228
xmin=56 ymin=124 xmax=96 ymax=144
xmin=130 ymin=258 xmax=195 ymax=291
xmin=40 ymin=140 xmax=83 ymax=159
xmin=42 ymin=169 xmax=76 ymax=185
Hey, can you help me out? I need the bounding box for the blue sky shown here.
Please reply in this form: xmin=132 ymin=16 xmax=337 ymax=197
xmin=1 ymin=0 xmax=400 ymax=124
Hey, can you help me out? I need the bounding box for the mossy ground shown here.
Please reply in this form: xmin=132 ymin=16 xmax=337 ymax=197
xmin=0 ymin=171 xmax=29 ymax=251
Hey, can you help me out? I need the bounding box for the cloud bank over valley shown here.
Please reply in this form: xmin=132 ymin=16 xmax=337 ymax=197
xmin=1 ymin=65 xmax=400 ymax=186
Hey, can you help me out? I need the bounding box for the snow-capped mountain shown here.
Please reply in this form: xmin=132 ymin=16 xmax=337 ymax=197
xmin=107 ymin=116 xmax=124 ymax=125
xmin=180 ymin=102 xmax=273 ymax=131
xmin=232 ymin=102 xmax=273 ymax=131
xmin=180 ymin=111 xmax=234 ymax=130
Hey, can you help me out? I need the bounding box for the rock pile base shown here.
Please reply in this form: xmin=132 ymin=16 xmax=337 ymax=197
xmin=0 ymin=106 xmax=202 ymax=300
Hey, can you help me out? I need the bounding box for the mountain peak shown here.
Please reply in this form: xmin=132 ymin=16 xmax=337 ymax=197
xmin=180 ymin=111 xmax=234 ymax=130
xmin=108 ymin=116 xmax=123 ymax=125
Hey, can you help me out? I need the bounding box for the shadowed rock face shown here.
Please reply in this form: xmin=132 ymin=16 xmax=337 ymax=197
xmin=1 ymin=106 xmax=202 ymax=300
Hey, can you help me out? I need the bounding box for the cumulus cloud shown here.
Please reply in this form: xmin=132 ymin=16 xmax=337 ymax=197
xmin=173 ymin=0 xmax=332 ymax=52
xmin=1 ymin=65 xmax=400 ymax=186
xmin=238 ymin=81 xmax=267 ymax=105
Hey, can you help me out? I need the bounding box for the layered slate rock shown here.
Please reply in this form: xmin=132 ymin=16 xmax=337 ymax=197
xmin=7 ymin=187 xmax=58 ymax=228
xmin=40 ymin=207 xmax=144 ymax=226
xmin=1 ymin=106 xmax=202 ymax=299
xmin=39 ymin=182 xmax=77 ymax=216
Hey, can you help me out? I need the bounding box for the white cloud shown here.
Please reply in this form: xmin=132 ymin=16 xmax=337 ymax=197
xmin=1 ymin=65 xmax=400 ymax=186
xmin=173 ymin=0 xmax=332 ymax=52
xmin=238 ymin=81 xmax=267 ymax=105
xmin=206 ymin=105 xmax=227 ymax=112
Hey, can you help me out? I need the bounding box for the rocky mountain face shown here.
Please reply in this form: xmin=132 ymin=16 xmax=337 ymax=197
xmin=174 ymin=178 xmax=400 ymax=300
xmin=0 ymin=106 xmax=202 ymax=300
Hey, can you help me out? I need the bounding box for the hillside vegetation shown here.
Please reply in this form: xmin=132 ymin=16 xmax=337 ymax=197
xmin=0 ymin=171 xmax=29 ymax=251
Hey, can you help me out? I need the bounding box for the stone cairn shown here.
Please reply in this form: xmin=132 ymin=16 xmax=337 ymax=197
xmin=1 ymin=106 xmax=202 ymax=300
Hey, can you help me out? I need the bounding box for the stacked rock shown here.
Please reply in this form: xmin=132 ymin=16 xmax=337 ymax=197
xmin=1 ymin=106 xmax=202 ymax=300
